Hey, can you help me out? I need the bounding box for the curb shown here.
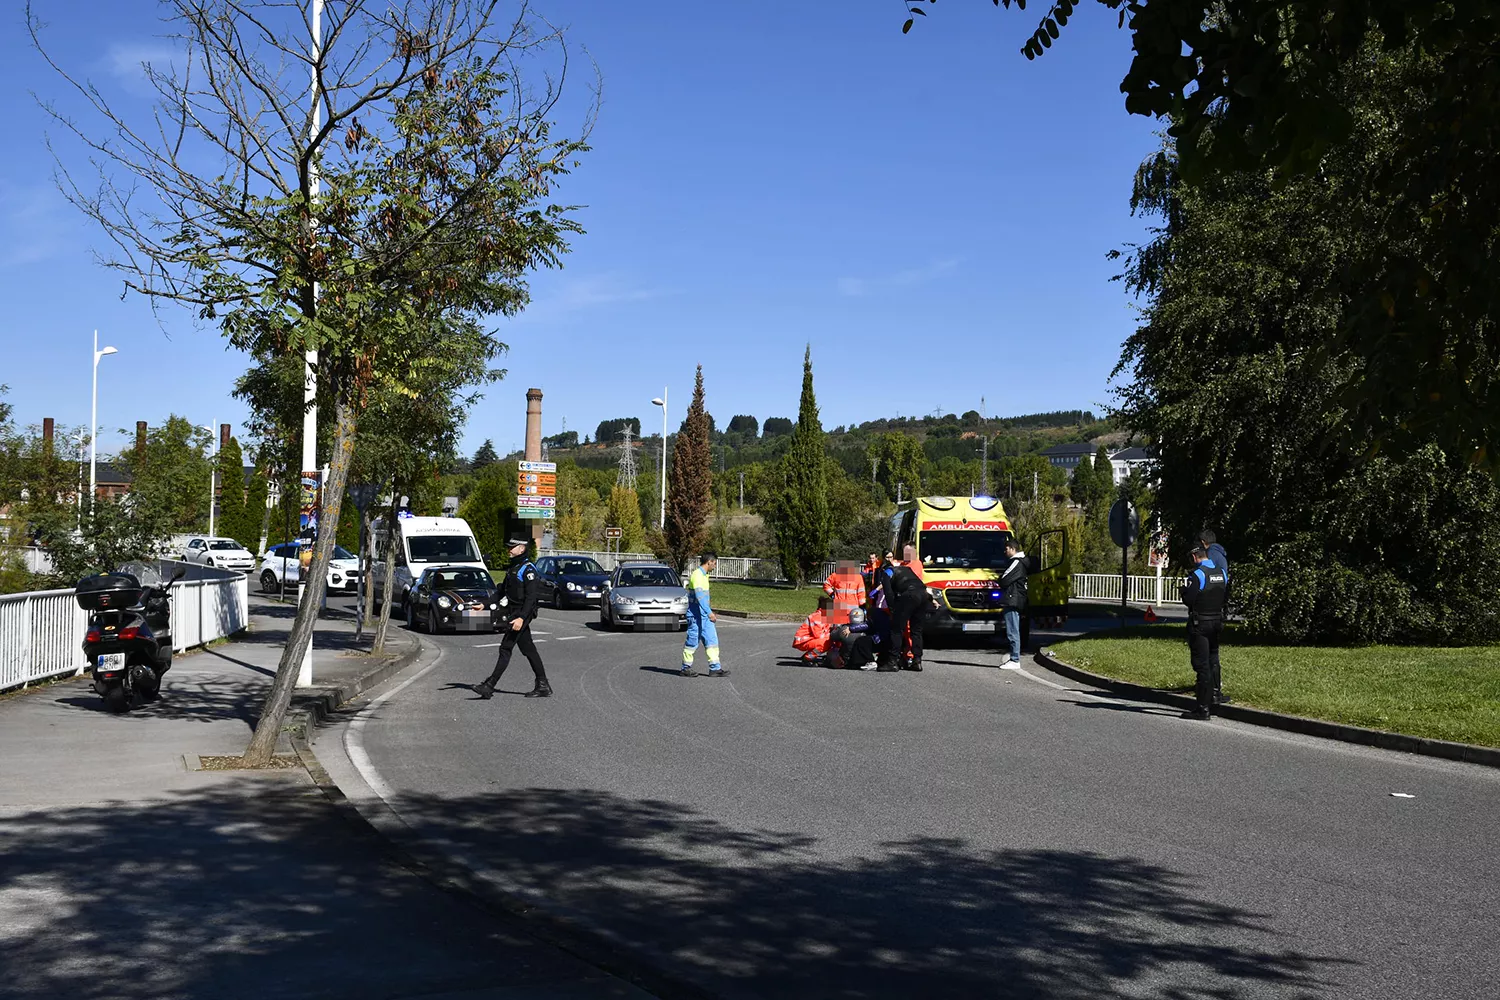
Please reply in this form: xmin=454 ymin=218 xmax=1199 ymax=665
xmin=715 ymin=609 xmax=804 ymax=622
xmin=281 ymin=630 xmax=424 ymax=740
xmin=1033 ymin=647 xmax=1500 ymax=771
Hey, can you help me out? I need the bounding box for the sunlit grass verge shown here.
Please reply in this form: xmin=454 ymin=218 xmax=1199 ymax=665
xmin=1050 ymin=624 xmax=1500 ymax=748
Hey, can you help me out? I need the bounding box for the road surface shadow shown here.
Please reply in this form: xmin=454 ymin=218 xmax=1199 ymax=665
xmin=0 ymin=781 xmax=628 ymax=1000
xmin=1061 ymin=698 xmax=1186 ymax=718
xmin=51 ymin=675 xmax=266 ymax=727
xmin=378 ymin=787 xmax=1352 ymax=999
xmin=637 ymin=665 xmax=692 ymax=677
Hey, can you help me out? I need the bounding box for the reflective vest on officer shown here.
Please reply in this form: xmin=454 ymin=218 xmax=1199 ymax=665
xmin=1182 ymin=560 xmax=1227 ymax=620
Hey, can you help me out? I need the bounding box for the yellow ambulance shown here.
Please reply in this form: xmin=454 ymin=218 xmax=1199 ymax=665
xmin=889 ymin=496 xmax=1070 ymax=649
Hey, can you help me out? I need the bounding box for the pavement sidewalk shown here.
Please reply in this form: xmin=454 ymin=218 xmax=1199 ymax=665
xmin=0 ymin=594 xmax=651 ymax=1000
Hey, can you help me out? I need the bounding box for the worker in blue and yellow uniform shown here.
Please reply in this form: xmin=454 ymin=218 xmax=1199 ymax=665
xmin=682 ymin=552 xmax=729 ymax=677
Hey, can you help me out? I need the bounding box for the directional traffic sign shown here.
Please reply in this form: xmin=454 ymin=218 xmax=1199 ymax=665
xmin=518 ymin=460 xmax=557 ymax=473
xmin=605 ymin=526 xmax=623 ymax=539
xmin=518 ymin=496 xmax=556 ymax=508
xmin=517 ymin=484 xmax=556 ymax=497
xmin=516 ymin=507 xmax=555 ymax=519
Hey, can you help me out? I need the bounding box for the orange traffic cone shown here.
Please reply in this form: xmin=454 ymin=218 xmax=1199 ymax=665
xmin=1143 ymin=606 xmax=1159 ymax=624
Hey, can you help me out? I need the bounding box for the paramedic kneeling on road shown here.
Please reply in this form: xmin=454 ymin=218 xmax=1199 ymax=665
xmin=998 ymin=537 xmax=1028 ymax=668
xmin=683 ymin=553 xmax=729 ymax=678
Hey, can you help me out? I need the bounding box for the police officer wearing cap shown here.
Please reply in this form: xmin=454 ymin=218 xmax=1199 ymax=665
xmin=474 ymin=533 xmax=551 ymax=699
xmin=1180 ymin=545 xmax=1227 ymax=719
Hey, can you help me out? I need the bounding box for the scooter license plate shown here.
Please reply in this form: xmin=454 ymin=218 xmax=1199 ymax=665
xmin=97 ymin=652 xmax=126 ymax=672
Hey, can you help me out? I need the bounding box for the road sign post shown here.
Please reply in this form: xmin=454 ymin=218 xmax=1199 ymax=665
xmin=1108 ymin=499 xmax=1140 ymax=608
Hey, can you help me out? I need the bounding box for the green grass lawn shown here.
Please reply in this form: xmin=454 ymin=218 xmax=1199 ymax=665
xmin=1051 ymin=624 xmax=1500 ymax=748
xmin=710 ymin=581 xmax=821 ymax=617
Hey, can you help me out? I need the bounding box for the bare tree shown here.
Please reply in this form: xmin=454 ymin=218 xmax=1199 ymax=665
xmin=32 ymin=0 xmax=590 ymax=763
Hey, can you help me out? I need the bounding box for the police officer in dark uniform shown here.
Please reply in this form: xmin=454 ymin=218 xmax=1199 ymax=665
xmin=879 ymin=546 xmax=930 ymax=672
xmin=1180 ymin=545 xmax=1227 ymax=719
xmin=474 ymin=534 xmax=551 ymax=699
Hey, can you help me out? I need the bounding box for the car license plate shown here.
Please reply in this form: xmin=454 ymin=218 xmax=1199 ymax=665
xmin=586 ymin=591 xmax=601 ymax=599
xmin=97 ymin=652 xmax=126 ymax=672
xmin=962 ymin=622 xmax=996 ymax=633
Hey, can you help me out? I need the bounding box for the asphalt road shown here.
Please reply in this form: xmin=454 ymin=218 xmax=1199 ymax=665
xmin=316 ymin=599 xmax=1500 ymax=999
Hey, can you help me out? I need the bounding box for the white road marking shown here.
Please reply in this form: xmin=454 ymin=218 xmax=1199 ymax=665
xmin=472 ymin=642 xmax=503 ymax=648
xmin=556 ymin=636 xmax=584 ymax=641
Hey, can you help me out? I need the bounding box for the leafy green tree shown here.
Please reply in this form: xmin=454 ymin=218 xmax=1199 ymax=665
xmin=1114 ymin=44 xmax=1500 ymax=643
xmin=771 ymin=347 xmax=830 ymax=584
xmin=726 ymin=414 xmax=759 ymax=437
xmin=867 ymin=432 xmax=925 ymax=502
xmin=458 ymin=462 xmax=519 ymax=565
xmin=665 ymin=367 xmax=713 ymax=570
xmin=113 ymin=417 xmax=213 ymax=533
xmin=607 ymin=486 xmax=645 ymax=552
xmin=907 ymin=2 xmax=1500 ymax=466
xmin=471 ymin=440 xmax=499 ymax=470
xmin=215 ymin=435 xmax=249 ymax=545
xmin=762 ymin=417 xmax=794 ymax=438
xmin=34 ymin=2 xmax=587 ymax=764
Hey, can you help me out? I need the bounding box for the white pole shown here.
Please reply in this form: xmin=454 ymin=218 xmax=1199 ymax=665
xmin=75 ymin=433 xmax=85 ymax=527
xmin=206 ymin=421 xmax=217 ymax=537
xmin=298 ymin=0 xmax=323 ymax=687
xmin=89 ymin=331 xmax=117 ymax=515
xmin=89 ymin=330 xmax=99 ymax=513
xmin=655 ymin=387 xmax=667 ymax=529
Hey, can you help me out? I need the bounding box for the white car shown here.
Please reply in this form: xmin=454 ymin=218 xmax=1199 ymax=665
xmin=181 ymin=536 xmax=257 ymax=573
xmin=258 ymin=542 xmax=363 ymax=594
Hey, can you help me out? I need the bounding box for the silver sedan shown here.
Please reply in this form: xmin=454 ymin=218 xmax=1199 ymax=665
xmin=599 ymin=563 xmax=689 ymax=631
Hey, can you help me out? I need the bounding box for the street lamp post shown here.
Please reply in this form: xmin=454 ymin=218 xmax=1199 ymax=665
xmin=651 ymin=389 xmax=668 ymax=529
xmin=201 ymin=423 xmax=217 ymax=537
xmin=89 ymin=330 xmax=118 ymax=514
xmin=74 ymin=431 xmax=86 ymax=528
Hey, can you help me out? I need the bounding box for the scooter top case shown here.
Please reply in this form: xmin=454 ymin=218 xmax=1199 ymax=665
xmin=75 ymin=573 xmax=145 ymax=612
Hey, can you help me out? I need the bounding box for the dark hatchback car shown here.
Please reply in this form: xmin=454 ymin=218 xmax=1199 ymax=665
xmin=536 ymin=556 xmax=609 ymax=608
xmin=408 ymin=566 xmax=501 ymax=634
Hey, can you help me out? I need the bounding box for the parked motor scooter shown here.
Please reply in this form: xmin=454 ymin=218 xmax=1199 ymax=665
xmin=76 ymin=562 xmax=186 ymax=713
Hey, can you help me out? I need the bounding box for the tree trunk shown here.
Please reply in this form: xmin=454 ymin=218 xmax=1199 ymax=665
xmin=372 ymin=503 xmax=399 ymax=655
xmin=242 ymin=399 xmax=357 ymax=766
xmin=359 ymin=515 xmax=376 ymax=639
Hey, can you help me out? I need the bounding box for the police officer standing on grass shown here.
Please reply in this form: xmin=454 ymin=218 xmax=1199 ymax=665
xmin=474 ymin=534 xmax=551 ymax=700
xmin=1199 ymin=528 xmax=1232 ymax=704
xmin=1180 ymin=545 xmax=1227 ymax=720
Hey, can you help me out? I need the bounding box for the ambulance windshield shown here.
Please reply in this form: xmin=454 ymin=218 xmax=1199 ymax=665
xmin=918 ymin=531 xmax=1013 ymax=570
xmin=407 ymin=535 xmax=480 ymax=562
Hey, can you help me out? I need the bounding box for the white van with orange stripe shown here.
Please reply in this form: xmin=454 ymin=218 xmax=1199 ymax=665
xmin=889 ymin=496 xmax=1070 ymax=648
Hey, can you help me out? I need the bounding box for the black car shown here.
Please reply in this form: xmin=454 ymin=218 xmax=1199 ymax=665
xmin=535 ymin=556 xmax=609 ymax=608
xmin=407 ymin=566 xmax=501 ymax=634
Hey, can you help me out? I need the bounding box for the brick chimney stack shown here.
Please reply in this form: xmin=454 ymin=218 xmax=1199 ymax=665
xmin=136 ymin=421 xmax=148 ymax=458
xmin=42 ymin=418 xmax=54 ymax=457
xmin=220 ymin=423 xmax=232 ymax=451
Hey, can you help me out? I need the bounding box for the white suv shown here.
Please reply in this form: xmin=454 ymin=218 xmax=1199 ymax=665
xmin=181 ymin=536 xmax=257 ymax=573
xmin=258 ymin=542 xmax=363 ymax=594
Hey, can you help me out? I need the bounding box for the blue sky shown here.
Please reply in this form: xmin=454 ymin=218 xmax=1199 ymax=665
xmin=0 ymin=1 xmax=1160 ymax=460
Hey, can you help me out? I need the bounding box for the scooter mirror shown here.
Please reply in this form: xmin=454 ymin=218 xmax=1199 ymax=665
xmin=170 ymin=567 xmax=188 ymax=583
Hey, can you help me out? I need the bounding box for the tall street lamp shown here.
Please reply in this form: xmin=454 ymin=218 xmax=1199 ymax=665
xmin=651 ymin=389 xmax=668 ymax=529
xmin=201 ymin=423 xmax=218 ymax=537
xmin=90 ymin=330 xmax=118 ymax=514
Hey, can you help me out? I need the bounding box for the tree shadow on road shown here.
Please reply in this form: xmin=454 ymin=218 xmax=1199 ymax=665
xmin=378 ymin=786 xmax=1354 ymax=1000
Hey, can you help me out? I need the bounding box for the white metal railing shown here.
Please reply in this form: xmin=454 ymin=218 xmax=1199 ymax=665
xmin=0 ymin=562 xmax=249 ymax=694
xmin=1071 ymin=572 xmax=1184 ymax=605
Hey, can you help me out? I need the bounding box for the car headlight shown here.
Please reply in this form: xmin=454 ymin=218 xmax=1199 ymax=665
xmin=489 ymin=603 xmax=497 ymax=610
xmin=613 ymin=594 xmax=636 ymax=606
xmin=926 ymin=587 xmax=944 ymax=600
xmin=566 ymin=581 xmax=579 ymax=591
xmin=437 ymin=596 xmax=453 ymax=609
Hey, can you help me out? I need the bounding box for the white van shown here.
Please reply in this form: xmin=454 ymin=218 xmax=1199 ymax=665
xmin=371 ymin=515 xmax=486 ymax=614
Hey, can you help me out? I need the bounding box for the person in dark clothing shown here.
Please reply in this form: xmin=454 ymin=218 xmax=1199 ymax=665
xmin=880 ymin=544 xmax=930 ymax=672
xmin=1199 ymin=528 xmax=1231 ymax=702
xmin=474 ymin=534 xmax=551 ymax=699
xmin=1180 ymin=545 xmax=1227 ymax=719
xmin=997 ymin=536 xmax=1029 ymax=667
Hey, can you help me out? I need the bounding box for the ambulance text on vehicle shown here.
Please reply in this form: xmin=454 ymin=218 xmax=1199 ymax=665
xmin=890 ymin=496 xmax=1070 ymax=648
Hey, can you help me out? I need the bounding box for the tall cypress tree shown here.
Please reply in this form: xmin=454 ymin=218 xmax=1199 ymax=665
xmin=665 ymin=365 xmax=712 ymax=570
xmin=777 ymin=346 xmax=829 ymax=584
xmin=216 ymin=435 xmax=247 ymax=543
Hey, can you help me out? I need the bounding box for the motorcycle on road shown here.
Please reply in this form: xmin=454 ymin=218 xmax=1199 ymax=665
xmin=75 ymin=562 xmax=186 ymax=713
